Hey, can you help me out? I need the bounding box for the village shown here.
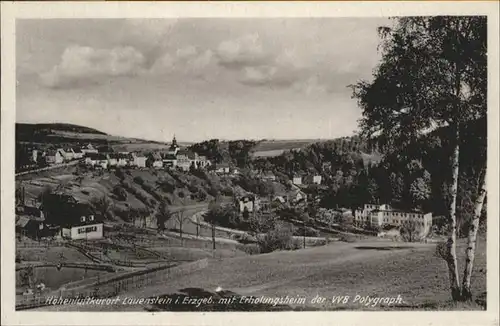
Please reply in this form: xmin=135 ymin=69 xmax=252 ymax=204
xmin=16 ymin=133 xmax=435 ymax=242
xmin=9 ymin=14 xmax=489 ymax=314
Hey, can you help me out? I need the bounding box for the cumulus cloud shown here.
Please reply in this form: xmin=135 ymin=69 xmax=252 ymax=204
xmin=40 ymin=45 xmax=145 ymax=88
xmin=214 ymin=33 xmax=328 ymax=94
xmin=216 ymin=33 xmax=271 ymax=69
xmin=150 ymin=46 xmax=214 ymax=77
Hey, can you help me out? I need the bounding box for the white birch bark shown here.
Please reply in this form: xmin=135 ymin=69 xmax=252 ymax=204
xmin=461 ymin=170 xmax=487 ymax=299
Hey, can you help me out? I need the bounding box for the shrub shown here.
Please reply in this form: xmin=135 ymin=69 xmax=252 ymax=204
xmin=113 ymin=185 xmax=128 ymax=201
xmin=339 ymin=234 xmax=357 ymax=243
xmin=187 ymin=184 xmax=199 ymax=194
xmin=157 ymin=180 xmax=176 ymax=193
xmin=233 ymin=233 xmax=258 ymax=244
xmin=114 ymin=206 xmax=132 ymax=222
xmin=221 ymin=187 xmax=234 ymax=196
xmin=115 ymin=168 xmax=125 ymax=180
xmin=294 ymin=226 xmax=320 ymax=237
xmin=258 ymin=222 xmax=296 ymax=253
xmin=238 ymin=243 xmax=261 ymax=255
xmin=197 ymin=189 xmax=207 ymax=201
xmin=133 ymin=176 xmax=144 ymax=185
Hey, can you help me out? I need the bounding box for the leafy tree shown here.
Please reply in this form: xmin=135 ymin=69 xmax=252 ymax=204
xmin=400 ymin=219 xmax=420 ymax=243
xmin=409 ymin=174 xmax=431 ymax=210
xmin=155 ymin=200 xmax=173 ymax=232
xmin=90 ymin=195 xmax=113 ymax=221
xmin=113 ymin=185 xmax=128 ymax=201
xmin=299 ymin=212 xmax=310 ymax=249
xmin=174 ymin=206 xmax=189 ymax=244
xmin=351 ymin=17 xmax=487 ymax=301
xmin=389 ymin=172 xmax=405 ymax=205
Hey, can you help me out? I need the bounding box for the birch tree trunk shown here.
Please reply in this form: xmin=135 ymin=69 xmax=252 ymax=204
xmin=446 ymin=125 xmax=462 ymax=301
xmin=461 ymin=170 xmax=487 ymax=300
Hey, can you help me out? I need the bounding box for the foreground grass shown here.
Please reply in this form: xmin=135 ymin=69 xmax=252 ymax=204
xmin=34 ymin=235 xmax=486 ymax=311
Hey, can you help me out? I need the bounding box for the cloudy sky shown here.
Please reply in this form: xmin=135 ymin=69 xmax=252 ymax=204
xmin=16 ymin=18 xmax=390 ymax=142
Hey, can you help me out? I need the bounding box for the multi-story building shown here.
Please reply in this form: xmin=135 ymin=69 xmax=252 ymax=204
xmin=355 ymin=203 xmax=432 ymax=237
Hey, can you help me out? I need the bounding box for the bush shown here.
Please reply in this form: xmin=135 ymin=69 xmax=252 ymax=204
xmin=115 ymin=168 xmax=125 ymax=180
xmin=113 ymin=185 xmax=128 ymax=201
xmin=114 ymin=206 xmax=131 ymax=222
xmin=293 ymin=226 xmax=320 ymax=237
xmin=221 ymin=187 xmax=234 ymax=196
xmin=157 ymin=180 xmax=176 ymax=193
xmin=258 ymin=222 xmax=296 ymax=253
xmin=238 ymin=243 xmax=261 ymax=255
xmin=133 ymin=176 xmax=144 ymax=185
xmin=233 ymin=233 xmax=258 ymax=244
xmin=339 ymin=234 xmax=357 ymax=243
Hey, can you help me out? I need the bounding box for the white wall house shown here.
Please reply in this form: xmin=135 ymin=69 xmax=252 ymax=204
xmin=107 ymin=154 xmax=118 ymax=167
xmin=356 ymin=203 xmax=432 ymax=237
xmin=72 ymin=148 xmax=84 ymax=159
xmin=45 ymin=150 xmax=64 ymax=165
xmin=81 ymin=144 xmax=98 ymax=155
xmin=239 ymin=196 xmax=256 ymax=213
xmin=132 ymin=154 xmax=147 ymax=168
xmin=62 ymin=222 xmax=103 ymax=240
xmin=312 ymin=175 xmax=322 ymax=185
xmin=292 ymin=176 xmax=302 ymax=185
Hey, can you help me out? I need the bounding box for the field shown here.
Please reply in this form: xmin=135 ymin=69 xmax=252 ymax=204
xmin=251 ymin=140 xmax=320 ymax=158
xmin=35 ymin=235 xmax=486 ymax=311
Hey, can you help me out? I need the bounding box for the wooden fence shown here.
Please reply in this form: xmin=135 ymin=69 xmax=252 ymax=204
xmin=16 ymin=258 xmax=209 ymax=310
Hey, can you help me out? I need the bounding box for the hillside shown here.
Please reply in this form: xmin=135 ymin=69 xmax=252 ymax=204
xmin=17 ymin=123 xmax=108 ymax=136
xmin=16 ymin=123 xmax=173 ymax=151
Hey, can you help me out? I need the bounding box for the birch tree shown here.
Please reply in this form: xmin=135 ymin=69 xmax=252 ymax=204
xmin=351 ymin=17 xmax=486 ymax=301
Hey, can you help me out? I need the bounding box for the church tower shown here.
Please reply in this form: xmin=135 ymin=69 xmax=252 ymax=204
xmin=168 ymin=134 xmax=180 ymax=155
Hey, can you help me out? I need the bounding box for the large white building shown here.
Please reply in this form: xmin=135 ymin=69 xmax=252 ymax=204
xmin=355 ymin=204 xmax=432 ymax=236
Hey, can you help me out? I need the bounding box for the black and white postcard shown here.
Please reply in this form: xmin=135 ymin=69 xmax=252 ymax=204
xmin=1 ymin=2 xmax=499 ymax=326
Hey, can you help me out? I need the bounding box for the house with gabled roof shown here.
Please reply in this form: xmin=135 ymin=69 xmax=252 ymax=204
xmin=45 ymin=149 xmax=64 ymax=165
xmin=85 ymin=153 xmax=108 ymax=169
xmin=292 ymin=175 xmax=303 ymax=185
xmin=215 ymin=162 xmax=231 ymax=174
xmin=107 ymin=153 xmax=119 ymax=167
xmin=72 ymin=147 xmax=84 ymax=159
xmin=116 ymin=153 xmax=133 ymax=167
xmin=131 ymin=152 xmax=147 ymax=168
xmin=149 ymin=152 xmax=163 ymax=169
xmin=81 ymin=143 xmax=98 ymax=155
xmin=162 ymin=153 xmax=177 ymax=168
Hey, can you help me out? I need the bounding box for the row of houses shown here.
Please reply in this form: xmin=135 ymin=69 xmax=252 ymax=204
xmin=84 ymin=152 xmax=147 ymax=169
xmin=292 ymin=175 xmax=322 ymax=186
xmin=236 ymin=188 xmax=308 ymax=214
xmin=251 ymin=171 xmax=322 ymax=186
xmin=31 ymin=143 xmax=99 ymax=165
xmin=149 ymin=150 xmax=212 ymax=171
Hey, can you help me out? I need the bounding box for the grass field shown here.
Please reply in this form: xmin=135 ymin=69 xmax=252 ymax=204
xmin=16 ymin=266 xmax=111 ymax=291
xmin=16 ymin=246 xmax=92 ymax=264
xmin=36 ymin=235 xmax=486 ymax=311
xmin=134 ymin=237 xmax=486 ymax=311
